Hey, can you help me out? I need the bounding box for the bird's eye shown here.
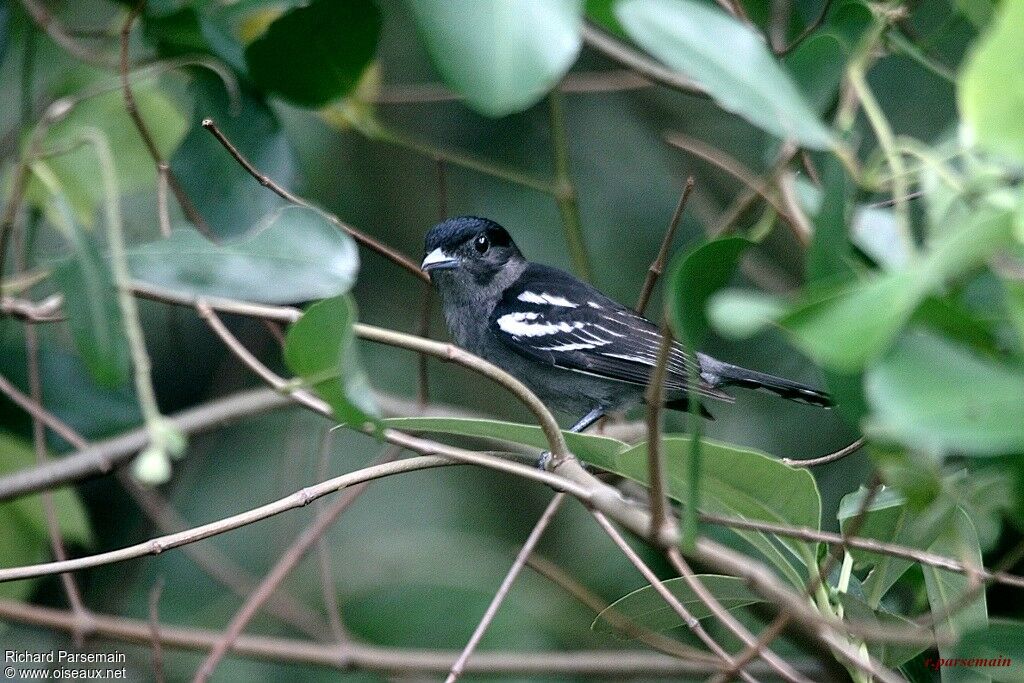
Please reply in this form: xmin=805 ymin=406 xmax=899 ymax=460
xmin=474 ymin=234 xmax=490 ymax=253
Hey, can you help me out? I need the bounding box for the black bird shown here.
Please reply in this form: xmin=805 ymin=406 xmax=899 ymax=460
xmin=422 ymin=216 xmax=831 ymax=435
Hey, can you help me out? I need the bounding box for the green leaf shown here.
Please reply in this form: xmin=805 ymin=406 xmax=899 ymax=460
xmin=668 ymin=237 xmax=752 ymax=345
xmin=806 ymin=157 xmax=856 ymax=288
xmin=951 ymin=621 xmax=1024 ymax=683
xmin=284 ymin=295 xmax=378 ymax=429
xmin=707 ymin=289 xmax=787 ymax=339
xmin=0 ymin=433 xmax=93 ymax=599
xmin=380 ymin=416 xmax=628 ymax=464
xmin=592 ymin=575 xmax=762 ymax=635
xmin=403 ymin=0 xmax=583 ymax=117
xmin=616 ymin=0 xmax=833 ymax=148
xmin=244 ymin=0 xmax=381 ymax=107
xmin=838 ymin=485 xmax=952 ymax=607
xmin=127 ymin=205 xmax=358 ymax=303
xmin=923 ymin=508 xmax=989 ymax=682
xmin=837 ymin=590 xmax=929 ymax=668
xmin=170 ymin=74 xmax=296 ymax=238
xmin=865 ymin=331 xmax=1024 ymax=457
xmin=25 ymin=82 xmax=188 ymax=225
xmin=781 ymin=207 xmax=1014 ymax=371
xmin=32 ymin=172 xmax=129 ymax=389
xmin=52 ymin=230 xmax=130 ymax=389
xmin=959 ymin=0 xmax=1024 ymax=164
xmin=585 ymin=0 xmax=626 ymax=37
xmin=588 ymin=437 xmax=821 ymax=587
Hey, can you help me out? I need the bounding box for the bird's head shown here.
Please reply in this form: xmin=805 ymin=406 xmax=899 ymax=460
xmin=421 ymin=216 xmax=524 ymax=288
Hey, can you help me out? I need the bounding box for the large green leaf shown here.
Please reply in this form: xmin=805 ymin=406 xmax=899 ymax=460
xmin=592 ymin=575 xmax=762 ymax=635
xmin=25 ymin=81 xmax=188 ymax=225
xmin=616 ymin=0 xmax=833 ymax=148
xmin=951 ymin=621 xmax=1024 ymax=683
xmin=923 ymin=508 xmax=989 ymax=682
xmin=0 ymin=433 xmax=93 ymax=600
xmin=127 ymin=206 xmax=358 ymax=303
xmin=805 ymin=157 xmax=856 ymax=288
xmin=865 ymin=331 xmax=1024 ymax=457
xmin=284 ymin=295 xmax=378 ymax=429
xmin=668 ymin=237 xmax=751 ymax=346
xmin=244 ymin=0 xmax=381 ymax=107
xmin=402 ymin=0 xmax=584 ymax=117
xmin=381 ymin=416 xmax=628 ymax=464
xmin=959 ymin=0 xmax=1024 ymax=164
xmin=589 ymin=437 xmax=821 ymax=587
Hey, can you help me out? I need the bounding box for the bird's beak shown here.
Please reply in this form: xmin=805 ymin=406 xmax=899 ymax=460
xmin=421 ymin=248 xmax=459 ymax=273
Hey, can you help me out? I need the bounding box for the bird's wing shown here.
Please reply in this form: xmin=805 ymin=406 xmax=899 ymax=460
xmin=489 ymin=265 xmax=733 ymax=403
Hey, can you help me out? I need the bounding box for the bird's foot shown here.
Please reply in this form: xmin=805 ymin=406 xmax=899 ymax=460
xmin=537 ymin=450 xmax=553 ymax=471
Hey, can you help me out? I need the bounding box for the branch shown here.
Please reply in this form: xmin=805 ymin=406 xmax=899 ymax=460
xmin=19 ymin=0 xmax=119 ymax=68
xmin=446 ymin=493 xmax=565 ymax=683
xmin=192 ymin=447 xmax=401 ymax=682
xmin=120 ymin=3 xmax=210 ymax=235
xmin=200 ymin=118 xmax=427 ymax=282
xmin=664 ymin=133 xmax=804 ymax=244
xmin=547 ymin=91 xmax=592 ymax=281
xmin=782 ymin=437 xmax=864 ymax=468
xmin=582 ymin=24 xmax=706 ymax=97
xmin=0 ymin=598 xmax=822 ymax=677
xmin=635 ymin=177 xmax=694 ymax=314
xmin=590 ymin=511 xmax=759 ymax=682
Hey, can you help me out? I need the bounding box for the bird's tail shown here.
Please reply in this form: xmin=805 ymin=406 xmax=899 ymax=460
xmin=695 ymin=353 xmax=833 ymax=408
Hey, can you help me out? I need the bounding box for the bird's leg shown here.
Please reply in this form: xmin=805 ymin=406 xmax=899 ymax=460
xmin=537 ymin=406 xmax=606 ymax=470
xmin=569 ymin=407 xmax=607 ymax=433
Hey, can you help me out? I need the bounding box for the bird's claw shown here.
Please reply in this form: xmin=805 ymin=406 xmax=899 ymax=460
xmin=537 ymin=450 xmax=553 ymax=471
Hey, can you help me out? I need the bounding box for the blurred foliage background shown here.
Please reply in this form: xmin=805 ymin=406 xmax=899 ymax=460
xmin=1 ymin=0 xmax=1023 ymax=680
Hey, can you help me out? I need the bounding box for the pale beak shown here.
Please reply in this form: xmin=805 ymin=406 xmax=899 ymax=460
xmin=421 ymin=247 xmax=458 ymax=272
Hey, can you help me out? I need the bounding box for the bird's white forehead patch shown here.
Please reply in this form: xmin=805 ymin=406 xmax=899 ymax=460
xmin=496 ymin=312 xmax=584 ymax=337
xmin=517 ymin=291 xmax=578 ymax=307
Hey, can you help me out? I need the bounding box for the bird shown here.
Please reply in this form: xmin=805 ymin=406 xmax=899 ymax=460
xmin=421 ymin=216 xmax=832 ymax=436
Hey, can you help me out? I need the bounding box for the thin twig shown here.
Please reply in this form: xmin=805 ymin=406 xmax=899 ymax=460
xmin=446 ymin=493 xmax=565 ymax=682
xmin=548 ymin=91 xmax=592 ymax=281
xmin=0 ymin=598 xmax=819 ymax=677
xmin=314 ymin=428 xmax=349 ymax=643
xmin=525 ymin=553 xmax=713 ymax=660
xmin=191 ymin=446 xmax=401 ymax=682
xmin=16 ymin=221 xmax=87 ymax=629
xmin=636 ymin=178 xmax=694 ymax=314
xmin=782 ymin=437 xmax=864 ymax=467
xmin=201 ymin=118 xmax=427 ymax=282
xmin=120 ymin=3 xmax=210 ymax=235
xmin=590 ymin=511 xmax=761 ymax=683
xmin=149 ymin=577 xmax=165 ymax=683
xmin=373 ymin=70 xmax=653 ymax=104
xmin=19 ymin=0 xmax=119 ymax=67
xmin=155 ymin=163 xmax=172 ymax=238
xmin=666 ymin=548 xmax=810 ymax=683
xmin=664 ymin=133 xmax=803 ymax=243
xmin=0 ymin=371 xmax=330 ymax=638
xmin=778 ymin=0 xmax=834 ymax=56
xmin=644 ymin=324 xmax=674 ymax=541
xmin=582 ymin=24 xmax=706 ymax=97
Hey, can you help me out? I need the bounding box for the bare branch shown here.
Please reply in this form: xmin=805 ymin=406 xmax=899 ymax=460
xmin=201 ymin=118 xmax=428 ymax=282
xmin=644 ymin=324 xmax=675 ymax=540
xmin=447 ymin=493 xmax=565 ymax=682
xmin=636 ymin=177 xmax=694 ymax=314
xmin=782 ymin=437 xmax=864 ymax=468
xmin=582 ymin=24 xmax=706 ymax=97
xmin=120 ymin=3 xmax=210 ymax=235
xmin=590 ymin=510 xmax=760 ymax=683
xmin=0 ymin=598 xmax=821 ymax=677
